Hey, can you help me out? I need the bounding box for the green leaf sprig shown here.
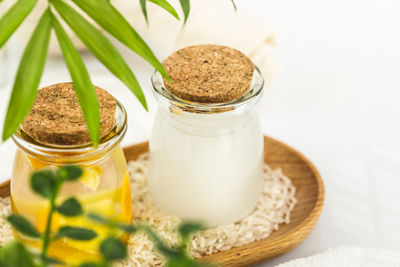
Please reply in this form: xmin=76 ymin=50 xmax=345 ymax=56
xmin=6 ymin=215 xmax=41 ymax=239
xmin=87 ymin=214 xmax=210 ymax=267
xmin=2 ymin=165 xmax=213 ymax=267
xmin=5 ymin=165 xmax=96 ymax=266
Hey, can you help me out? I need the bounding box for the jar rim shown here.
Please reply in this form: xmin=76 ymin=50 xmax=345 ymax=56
xmin=151 ymin=65 xmax=264 ymax=113
xmin=12 ymin=100 xmax=127 ymax=161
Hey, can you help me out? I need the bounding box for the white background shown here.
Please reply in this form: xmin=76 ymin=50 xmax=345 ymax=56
xmin=1 ymin=0 xmax=400 ymax=266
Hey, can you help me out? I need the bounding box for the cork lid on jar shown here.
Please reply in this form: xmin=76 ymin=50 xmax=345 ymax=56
xmin=22 ymin=82 xmax=116 ymax=146
xmin=162 ymin=44 xmax=254 ymax=103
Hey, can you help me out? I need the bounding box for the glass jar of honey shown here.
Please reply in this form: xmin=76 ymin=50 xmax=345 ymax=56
xmin=149 ymin=45 xmax=265 ymax=226
xmin=10 ymin=83 xmax=132 ymax=264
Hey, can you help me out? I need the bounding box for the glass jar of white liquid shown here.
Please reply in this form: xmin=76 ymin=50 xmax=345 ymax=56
xmin=149 ymin=45 xmax=264 ymax=226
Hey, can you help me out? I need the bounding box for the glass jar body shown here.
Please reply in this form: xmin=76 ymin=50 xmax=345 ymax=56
xmin=149 ymin=108 xmax=264 ymax=226
xmin=10 ymin=103 xmax=132 ymax=265
xmin=10 ymin=144 xmax=132 ymax=264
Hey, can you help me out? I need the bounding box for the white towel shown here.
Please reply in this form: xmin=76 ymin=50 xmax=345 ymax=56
xmin=277 ymin=247 xmax=400 ymax=267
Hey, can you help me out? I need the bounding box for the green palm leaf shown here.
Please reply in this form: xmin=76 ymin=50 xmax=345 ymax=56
xmin=230 ymin=0 xmax=237 ymax=11
xmin=0 ymin=0 xmax=38 ymax=48
xmin=140 ymin=0 xmax=148 ymax=22
xmin=52 ymin=16 xmax=100 ymax=146
xmin=179 ymin=0 xmax=190 ymax=23
xmin=52 ymin=0 xmax=147 ymax=110
xmin=140 ymin=0 xmax=180 ymax=22
xmin=71 ymin=0 xmax=170 ymax=81
xmin=150 ymin=0 xmax=180 ymax=20
xmin=2 ymin=9 xmax=51 ymax=141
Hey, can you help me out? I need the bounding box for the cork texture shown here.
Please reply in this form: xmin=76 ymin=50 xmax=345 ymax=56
xmin=22 ymin=82 xmax=116 ymax=146
xmin=163 ymin=44 xmax=254 ymax=103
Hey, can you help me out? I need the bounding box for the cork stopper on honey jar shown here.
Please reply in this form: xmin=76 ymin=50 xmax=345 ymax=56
xmin=162 ymin=44 xmax=254 ymax=103
xmin=22 ymin=82 xmax=116 ymax=146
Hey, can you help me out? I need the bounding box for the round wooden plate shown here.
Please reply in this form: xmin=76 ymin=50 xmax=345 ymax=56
xmin=0 ymin=136 xmax=324 ymax=266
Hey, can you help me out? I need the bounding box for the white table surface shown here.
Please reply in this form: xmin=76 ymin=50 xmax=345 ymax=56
xmin=1 ymin=0 xmax=400 ymax=266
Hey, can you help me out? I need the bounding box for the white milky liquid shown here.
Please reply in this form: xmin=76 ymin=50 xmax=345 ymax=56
xmin=149 ymin=108 xmax=263 ymax=226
